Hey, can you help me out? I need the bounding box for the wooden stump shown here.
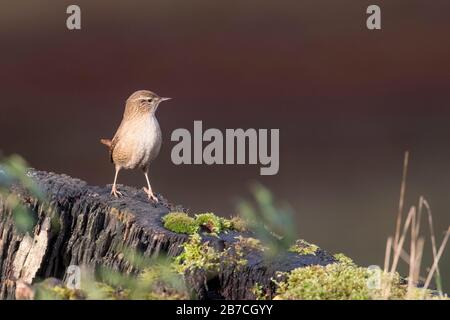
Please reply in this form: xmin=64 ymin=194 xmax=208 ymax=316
xmin=0 ymin=170 xmax=335 ymax=299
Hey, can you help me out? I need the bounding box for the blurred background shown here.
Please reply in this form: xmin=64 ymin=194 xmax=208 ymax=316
xmin=0 ymin=1 xmax=449 ymax=290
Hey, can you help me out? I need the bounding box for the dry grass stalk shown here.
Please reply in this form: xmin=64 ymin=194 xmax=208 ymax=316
xmin=393 ymin=151 xmax=409 ymax=251
xmin=383 ymin=237 xmax=392 ymax=273
xmin=383 ymin=151 xmax=449 ymax=299
xmin=422 ymin=227 xmax=450 ymax=294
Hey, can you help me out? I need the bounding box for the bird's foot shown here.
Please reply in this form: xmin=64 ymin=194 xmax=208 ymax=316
xmin=111 ymin=186 xmax=123 ymax=198
xmin=143 ymin=187 xmax=158 ymax=202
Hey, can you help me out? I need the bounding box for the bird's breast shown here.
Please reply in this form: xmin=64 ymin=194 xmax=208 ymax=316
xmin=117 ymin=115 xmax=162 ymax=169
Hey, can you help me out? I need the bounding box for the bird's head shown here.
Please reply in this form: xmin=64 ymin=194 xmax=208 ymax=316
xmin=126 ymin=90 xmax=171 ymax=115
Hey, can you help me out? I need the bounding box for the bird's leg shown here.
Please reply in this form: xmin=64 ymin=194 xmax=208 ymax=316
xmin=143 ymin=170 xmax=158 ymax=202
xmin=111 ymin=166 xmax=122 ymax=197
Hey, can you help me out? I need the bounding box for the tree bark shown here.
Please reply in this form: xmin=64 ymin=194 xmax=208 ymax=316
xmin=0 ymin=170 xmax=335 ymax=300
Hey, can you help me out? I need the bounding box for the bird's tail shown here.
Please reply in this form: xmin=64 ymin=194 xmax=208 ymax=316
xmin=100 ymin=138 xmax=112 ymax=148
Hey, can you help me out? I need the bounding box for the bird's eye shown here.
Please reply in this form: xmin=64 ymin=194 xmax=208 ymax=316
xmin=147 ymin=98 xmax=153 ymax=102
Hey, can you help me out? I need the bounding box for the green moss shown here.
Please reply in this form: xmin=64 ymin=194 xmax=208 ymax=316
xmin=139 ymin=266 xmax=189 ymax=300
xmin=52 ymin=286 xmax=82 ymax=300
xmin=226 ymin=242 xmax=249 ymax=269
xmin=194 ymin=212 xmax=246 ymax=235
xmin=144 ymin=290 xmax=188 ymax=300
xmin=162 ymin=211 xmax=247 ymax=235
xmin=234 ymin=235 xmax=267 ymax=252
xmin=272 ymin=262 xmax=441 ymax=300
xmin=93 ymin=283 xmax=130 ymax=300
xmin=62 ymin=263 xmax=188 ymax=300
xmin=162 ymin=212 xmax=198 ymax=235
xmin=174 ymin=234 xmax=222 ymax=273
xmin=35 ymin=285 xmax=84 ymax=300
xmin=333 ymin=253 xmax=354 ymax=266
xmin=405 ymin=286 xmax=445 ymax=300
xmin=289 ymin=239 xmax=319 ymax=256
xmin=229 ymin=216 xmax=248 ymax=232
xmin=174 ymin=233 xmax=247 ymax=274
xmin=274 ymin=263 xmax=376 ymax=300
xmin=195 ymin=213 xmax=224 ymax=234
xmin=252 ymin=283 xmax=268 ymax=300
xmin=82 ymin=264 xmax=189 ymax=300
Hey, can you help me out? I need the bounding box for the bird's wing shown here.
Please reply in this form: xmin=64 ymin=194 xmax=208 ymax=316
xmin=110 ymin=134 xmax=120 ymax=163
xmin=109 ymin=119 xmax=127 ymax=163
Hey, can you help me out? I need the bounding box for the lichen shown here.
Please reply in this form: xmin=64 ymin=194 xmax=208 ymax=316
xmin=162 ymin=212 xmax=198 ymax=235
xmin=288 ymin=239 xmax=319 ymax=256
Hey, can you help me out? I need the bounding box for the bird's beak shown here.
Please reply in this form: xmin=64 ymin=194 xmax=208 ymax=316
xmin=160 ymin=97 xmax=172 ymax=102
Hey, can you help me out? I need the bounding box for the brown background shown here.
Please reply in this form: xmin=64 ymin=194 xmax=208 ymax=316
xmin=1 ymin=1 xmax=449 ymax=291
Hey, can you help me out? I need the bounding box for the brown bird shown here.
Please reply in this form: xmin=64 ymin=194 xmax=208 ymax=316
xmin=101 ymin=90 xmax=171 ymax=201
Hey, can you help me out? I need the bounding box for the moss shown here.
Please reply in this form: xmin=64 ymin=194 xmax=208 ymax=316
xmin=35 ymin=253 xmax=189 ymax=300
xmin=51 ymin=264 xmax=189 ymax=300
xmin=174 ymin=233 xmax=247 ymax=274
xmin=138 ymin=267 xmax=189 ymax=300
xmin=252 ymin=283 xmax=268 ymax=300
xmin=229 ymin=216 xmax=248 ymax=232
xmin=78 ymin=266 xmax=188 ymax=300
xmin=35 ymin=285 xmax=84 ymax=300
xmin=174 ymin=234 xmax=222 ymax=273
xmin=272 ymin=261 xmax=441 ymax=300
xmin=274 ymin=263 xmax=377 ymax=300
xmin=194 ymin=212 xmax=246 ymax=235
xmin=333 ymin=253 xmax=354 ymax=265
xmin=405 ymin=287 xmax=446 ymax=300
xmin=195 ymin=213 xmax=224 ymax=234
xmin=289 ymin=239 xmax=319 ymax=256
xmin=51 ymin=286 xmax=83 ymax=300
xmin=225 ymin=242 xmax=249 ymax=270
xmin=144 ymin=291 xmax=188 ymax=300
xmin=234 ymin=235 xmax=267 ymax=252
xmin=93 ymin=283 xmax=130 ymax=300
xmin=162 ymin=211 xmax=247 ymax=235
xmin=162 ymin=212 xmax=198 ymax=235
